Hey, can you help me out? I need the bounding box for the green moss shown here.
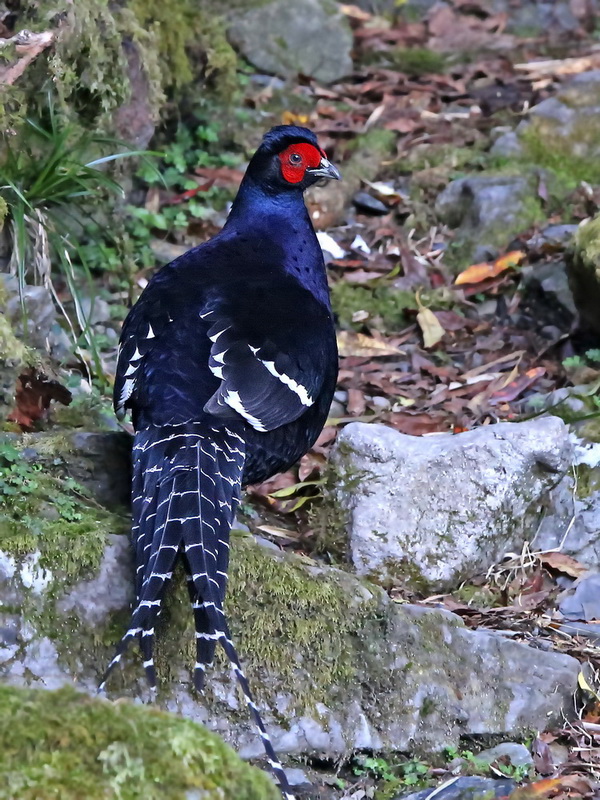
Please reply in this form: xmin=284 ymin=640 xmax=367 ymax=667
xmin=227 ymin=537 xmax=362 ymax=703
xmin=520 ymin=119 xmax=600 ymax=187
xmin=50 ymin=392 xmax=116 ymax=431
xmin=0 ymin=314 xmax=32 ymax=419
xmin=0 ymin=313 xmax=27 ymax=365
xmin=0 ymin=436 xmax=126 ymax=590
xmin=331 ymin=282 xmax=418 ymax=331
xmin=575 ymin=215 xmax=600 ymax=266
xmin=388 ymin=48 xmax=446 ymax=77
xmin=405 ymin=144 xmax=485 ymax=174
xmin=574 ymin=464 xmax=600 ymax=499
xmin=129 ymin=0 xmax=246 ymax=97
xmin=311 ymin=456 xmax=367 ymax=560
xmin=129 ymin=0 xmax=201 ymax=90
xmin=1 ymin=0 xmax=164 ymax=132
xmin=567 ymin=215 xmax=600 ymax=335
xmin=151 ymin=535 xmax=370 ymax=712
xmin=346 ymin=128 xmax=396 ymax=170
xmin=0 ymin=684 xmax=279 ymax=800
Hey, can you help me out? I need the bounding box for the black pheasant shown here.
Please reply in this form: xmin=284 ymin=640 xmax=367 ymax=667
xmin=101 ymin=126 xmax=340 ymax=798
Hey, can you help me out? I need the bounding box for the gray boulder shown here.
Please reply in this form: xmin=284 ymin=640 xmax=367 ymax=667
xmin=490 ymin=131 xmax=524 ymax=159
xmin=394 ymin=777 xmax=516 ymax=800
xmin=520 ymin=260 xmax=578 ymax=330
xmin=475 ymin=741 xmax=533 ymax=768
xmin=0 ymin=430 xmax=580 ymax=762
xmin=490 ymin=0 xmax=582 ymax=36
xmin=435 ymin=174 xmax=542 ymax=258
xmin=227 ymin=0 xmax=353 ymax=83
xmin=559 ymin=573 xmax=600 ymax=621
xmin=330 ymin=417 xmax=572 ymax=591
xmin=532 ymin=432 xmax=600 ymax=571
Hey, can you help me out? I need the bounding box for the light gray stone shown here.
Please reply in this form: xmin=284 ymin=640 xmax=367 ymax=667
xmin=531 ymin=435 xmax=600 ymax=570
xmin=490 ymin=0 xmax=583 ymax=36
xmin=476 ymin=742 xmax=533 ymax=768
xmin=57 ymin=535 xmax=134 ymax=626
xmin=559 ymin=621 xmax=600 ymax=643
xmin=0 ymin=429 xmax=580 ymax=764
xmin=394 ymin=776 xmax=516 ymax=800
xmin=331 ymin=417 xmax=572 ymax=590
xmin=490 ymin=131 xmax=524 ymax=158
xmin=1 ymin=274 xmax=56 ymax=351
xmin=80 ymin=296 xmax=111 ymax=326
xmin=527 ymin=224 xmax=578 ymax=249
xmin=559 ymin=573 xmax=600 ymax=621
xmin=227 ymin=0 xmax=353 ymax=83
xmin=435 ymin=174 xmax=540 ymax=256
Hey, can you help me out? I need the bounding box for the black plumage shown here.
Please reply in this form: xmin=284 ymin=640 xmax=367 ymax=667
xmin=101 ymin=126 xmax=340 ymax=799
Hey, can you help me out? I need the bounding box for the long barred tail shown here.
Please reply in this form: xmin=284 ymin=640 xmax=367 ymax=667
xmin=99 ymin=423 xmax=296 ymax=800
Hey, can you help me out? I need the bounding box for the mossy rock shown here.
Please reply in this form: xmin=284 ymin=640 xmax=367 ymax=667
xmin=1 ymin=0 xmax=250 ymax=136
xmin=0 ymin=430 xmax=581 ymax=762
xmin=434 ymin=172 xmax=544 ymax=266
xmin=0 ymin=684 xmax=279 ymax=800
xmin=0 ymin=304 xmax=31 ymax=422
xmin=566 ymin=216 xmax=600 ymax=335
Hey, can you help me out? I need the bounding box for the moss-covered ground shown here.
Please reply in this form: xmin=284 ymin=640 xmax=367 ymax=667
xmin=0 ymin=684 xmax=279 ymax=800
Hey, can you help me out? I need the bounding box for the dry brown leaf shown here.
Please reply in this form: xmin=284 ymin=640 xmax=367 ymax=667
xmin=455 ymin=250 xmax=525 ymax=285
xmin=539 ymin=552 xmax=589 ymax=578
xmin=281 ymin=110 xmax=310 ymax=126
xmin=338 ymin=3 xmax=372 ymax=20
xmin=9 ymin=368 xmax=72 ymax=431
xmin=0 ymin=30 xmax=54 ymax=86
xmin=494 ymin=250 xmax=526 ymax=270
xmin=417 ymin=307 xmax=445 ymax=348
xmin=337 ymin=331 xmax=404 ymax=357
xmin=507 ymin=777 xmax=566 ymax=800
xmin=490 ymin=367 xmax=545 ymax=403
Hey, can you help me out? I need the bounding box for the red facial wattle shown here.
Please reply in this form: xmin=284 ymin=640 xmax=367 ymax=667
xmin=278 ymin=142 xmax=326 ymax=184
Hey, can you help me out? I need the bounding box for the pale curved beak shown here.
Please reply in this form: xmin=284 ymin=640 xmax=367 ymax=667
xmin=307 ymin=157 xmax=341 ymax=181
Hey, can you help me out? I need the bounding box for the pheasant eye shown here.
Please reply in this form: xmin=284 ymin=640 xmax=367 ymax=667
xmin=289 ymin=153 xmax=302 ymax=165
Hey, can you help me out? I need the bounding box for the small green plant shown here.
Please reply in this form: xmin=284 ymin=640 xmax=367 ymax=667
xmin=0 ymin=442 xmax=41 ymax=499
xmin=563 ymin=355 xmax=584 ymax=369
xmin=563 ymin=349 xmax=600 ymax=370
xmin=268 ymin=479 xmax=326 ymax=512
xmin=352 ymin=754 xmax=431 ymax=798
xmin=353 ymin=755 xmax=397 ymax=782
xmin=0 ymin=95 xmax=153 ymax=381
xmin=0 ymin=442 xmax=90 ymax=525
xmin=129 ymin=121 xmax=241 ymax=241
xmin=443 ymin=746 xmax=531 ymax=782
